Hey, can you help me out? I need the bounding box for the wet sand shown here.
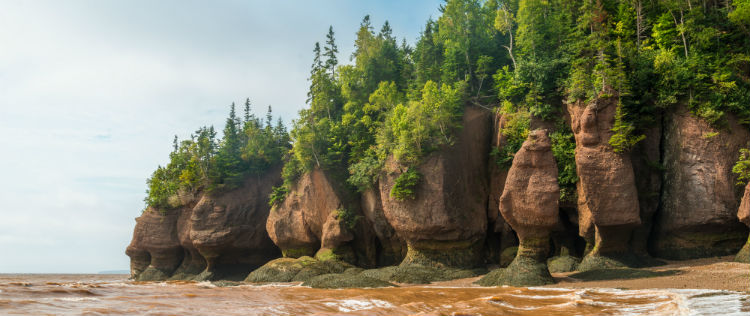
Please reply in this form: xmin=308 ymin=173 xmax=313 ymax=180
xmin=551 ymin=256 xmax=750 ymax=292
xmin=438 ymin=256 xmax=749 ymax=292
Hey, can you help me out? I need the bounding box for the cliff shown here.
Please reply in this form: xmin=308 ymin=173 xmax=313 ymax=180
xmin=126 ymin=168 xmax=282 ymax=281
xmin=127 ymin=104 xmax=750 ymax=285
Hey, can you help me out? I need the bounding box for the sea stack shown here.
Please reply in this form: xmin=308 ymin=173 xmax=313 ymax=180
xmin=568 ymin=96 xmax=642 ymax=271
xmin=477 ymin=129 xmax=559 ymax=286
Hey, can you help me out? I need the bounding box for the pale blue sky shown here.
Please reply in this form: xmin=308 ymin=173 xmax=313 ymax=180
xmin=0 ymin=0 xmax=443 ymax=273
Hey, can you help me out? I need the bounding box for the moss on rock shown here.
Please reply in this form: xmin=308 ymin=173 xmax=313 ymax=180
xmin=475 ymin=255 xmax=554 ymax=287
xmin=499 ymin=247 xmax=517 ymax=268
xmin=735 ymin=236 xmax=750 ymax=263
xmin=401 ymin=241 xmax=482 ymax=269
xmin=547 ymin=255 xmax=580 ymax=273
xmin=301 ymin=273 xmax=396 ymax=289
xmin=568 ymin=268 xmax=680 ymax=281
xmin=244 ymin=256 xmax=317 ymax=283
xmin=577 ymin=252 xmax=643 ymax=272
xmin=136 ymin=267 xmax=171 ymax=281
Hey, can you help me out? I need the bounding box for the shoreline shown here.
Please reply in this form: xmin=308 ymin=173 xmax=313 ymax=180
xmin=429 ymin=256 xmax=749 ymax=292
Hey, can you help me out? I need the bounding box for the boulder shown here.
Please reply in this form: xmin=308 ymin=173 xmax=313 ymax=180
xmin=125 ymin=207 xmax=184 ymax=281
xmin=378 ymin=106 xmax=491 ymax=268
xmin=478 ymin=129 xmax=558 ymax=286
xmin=653 ymin=106 xmax=750 ymax=259
xmin=568 ymin=97 xmax=641 ymax=271
xmin=736 ymin=183 xmax=750 ymax=263
xmin=189 ymin=169 xmax=282 ymax=281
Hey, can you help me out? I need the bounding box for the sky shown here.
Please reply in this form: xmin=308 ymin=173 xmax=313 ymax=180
xmin=0 ymin=0 xmax=443 ymax=273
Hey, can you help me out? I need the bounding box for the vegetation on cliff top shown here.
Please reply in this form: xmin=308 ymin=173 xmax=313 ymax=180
xmin=145 ymin=0 xmax=750 ymax=209
xmin=144 ymin=101 xmax=290 ymax=211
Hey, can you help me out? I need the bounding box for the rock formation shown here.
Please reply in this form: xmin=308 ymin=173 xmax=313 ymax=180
xmin=378 ymin=106 xmax=491 ymax=268
xmin=126 ymin=207 xmax=185 ymax=281
xmin=265 ymin=168 xmax=376 ymax=266
xmin=189 ymin=171 xmax=282 ymax=280
xmin=653 ymin=106 xmax=750 ymax=259
xmin=568 ymin=97 xmax=642 ymax=271
xmin=487 ymin=112 xmax=519 ymax=261
xmin=477 ymin=129 xmax=559 ymax=286
xmin=126 ymin=168 xmax=283 ymax=281
xmin=736 ymin=183 xmax=750 ymax=263
xmin=361 ymin=186 xmax=406 ymax=266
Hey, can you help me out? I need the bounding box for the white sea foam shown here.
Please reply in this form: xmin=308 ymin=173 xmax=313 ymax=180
xmin=324 ymin=299 xmax=394 ymax=312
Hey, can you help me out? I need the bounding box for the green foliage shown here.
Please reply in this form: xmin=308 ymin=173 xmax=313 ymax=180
xmin=549 ymin=127 xmax=578 ymax=202
xmin=492 ymin=102 xmax=530 ymax=169
xmin=336 ymin=208 xmax=362 ymax=230
xmin=145 ymin=102 xmax=289 ymax=210
xmin=377 ymin=80 xmax=467 ymax=166
xmin=733 ymin=148 xmax=750 ymax=186
xmin=609 ymin=102 xmax=646 ymax=153
xmin=390 ymin=168 xmax=421 ymax=201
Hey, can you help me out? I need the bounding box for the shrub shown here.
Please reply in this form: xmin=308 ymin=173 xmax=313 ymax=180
xmin=733 ymin=148 xmax=750 ymax=186
xmin=390 ymin=168 xmax=421 ymax=201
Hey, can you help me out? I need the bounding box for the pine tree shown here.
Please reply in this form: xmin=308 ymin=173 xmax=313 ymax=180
xmin=324 ymin=26 xmax=339 ymax=76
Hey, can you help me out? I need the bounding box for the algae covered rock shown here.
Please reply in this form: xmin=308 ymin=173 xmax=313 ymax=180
xmin=476 ymin=256 xmax=553 ymax=287
xmin=547 ymin=255 xmax=580 ymax=273
xmin=360 ymin=265 xmax=484 ymax=284
xmin=302 ymin=273 xmax=395 ymax=289
xmin=244 ymin=256 xmax=356 ymax=283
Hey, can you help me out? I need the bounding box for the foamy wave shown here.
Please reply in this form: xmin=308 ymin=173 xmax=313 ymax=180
xmin=324 ymin=299 xmax=393 ymax=312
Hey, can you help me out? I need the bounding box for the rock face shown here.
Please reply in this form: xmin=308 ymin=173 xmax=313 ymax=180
xmin=487 ymin=112 xmax=518 ymax=260
xmin=654 ymin=106 xmax=750 ymax=259
xmin=126 ymin=168 xmax=283 ymax=281
xmin=629 ymin=121 xmax=663 ymax=258
xmin=266 ymin=168 xmax=376 ymax=267
xmin=126 ymin=208 xmax=184 ymax=281
xmin=378 ymin=106 xmax=491 ymax=268
xmin=735 ymin=183 xmax=750 ymax=263
xmin=189 ymin=171 xmax=282 ymax=280
xmin=479 ymin=129 xmax=558 ymax=286
xmin=568 ymin=97 xmax=641 ymax=270
xmin=361 ymin=187 xmax=406 ymax=266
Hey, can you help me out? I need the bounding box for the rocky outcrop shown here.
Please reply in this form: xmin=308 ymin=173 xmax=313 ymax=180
xmin=361 ymin=187 xmax=406 ymax=266
xmin=568 ymin=97 xmax=641 ymax=271
xmin=653 ymin=106 xmax=750 ymax=259
xmin=736 ymin=183 xmax=750 ymax=263
xmin=378 ymin=106 xmax=491 ymax=268
xmin=126 ymin=168 xmax=283 ymax=281
xmin=266 ymin=168 xmax=376 ymax=267
xmin=189 ymin=171 xmax=282 ymax=280
xmin=126 ymin=207 xmax=184 ymax=281
xmin=478 ymin=129 xmax=558 ymax=286
xmin=487 ymin=112 xmax=518 ymax=261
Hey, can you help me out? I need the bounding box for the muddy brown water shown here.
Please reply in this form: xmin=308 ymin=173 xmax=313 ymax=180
xmin=1 ymin=274 xmax=748 ymax=315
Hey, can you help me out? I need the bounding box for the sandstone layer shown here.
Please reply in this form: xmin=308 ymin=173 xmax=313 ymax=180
xmin=568 ymin=96 xmax=641 ymax=271
xmin=478 ymin=129 xmax=559 ymax=286
xmin=654 ymin=106 xmax=750 ymax=259
xmin=378 ymin=106 xmax=491 ymax=268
